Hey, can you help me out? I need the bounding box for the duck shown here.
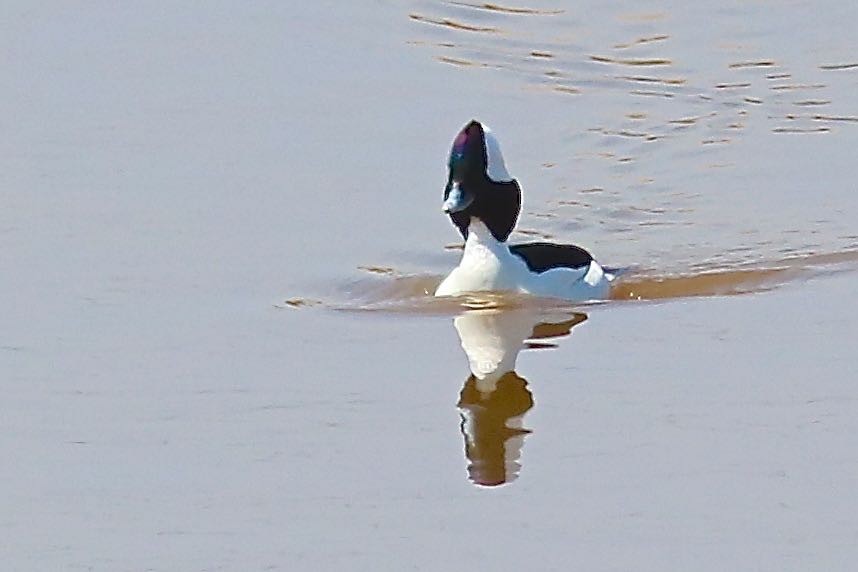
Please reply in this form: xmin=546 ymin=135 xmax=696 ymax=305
xmin=435 ymin=120 xmax=614 ymax=301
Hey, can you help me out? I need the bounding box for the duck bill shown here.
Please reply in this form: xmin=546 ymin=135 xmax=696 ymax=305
xmin=443 ymin=183 xmax=474 ymax=213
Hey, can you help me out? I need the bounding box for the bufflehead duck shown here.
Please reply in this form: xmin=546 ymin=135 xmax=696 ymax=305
xmin=435 ymin=120 xmax=614 ymax=300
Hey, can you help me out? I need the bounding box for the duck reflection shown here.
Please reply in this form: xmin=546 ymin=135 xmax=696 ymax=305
xmin=453 ymin=307 xmax=587 ymax=487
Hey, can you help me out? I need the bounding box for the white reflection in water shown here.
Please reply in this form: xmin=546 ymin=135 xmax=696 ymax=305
xmin=452 ymin=308 xmax=587 ymax=487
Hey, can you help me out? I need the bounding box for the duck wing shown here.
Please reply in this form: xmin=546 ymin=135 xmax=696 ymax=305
xmin=509 ymin=242 xmax=594 ymax=273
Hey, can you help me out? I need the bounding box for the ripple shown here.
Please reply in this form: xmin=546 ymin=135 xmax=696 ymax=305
xmin=447 ymin=2 xmax=565 ymax=15
xmin=793 ymin=99 xmax=831 ymax=106
xmin=280 ymin=298 xmax=323 ymax=309
xmin=812 ymin=114 xmax=858 ymax=123
xmin=630 ymin=89 xmax=674 ymax=98
xmin=819 ymin=62 xmax=858 ymax=71
xmin=715 ymin=82 xmax=751 ymax=89
xmin=590 ymin=55 xmax=672 ymax=67
xmin=409 ymin=13 xmax=499 ymax=33
xmin=556 ymin=199 xmax=591 ymax=207
xmin=669 ymin=114 xmax=706 ymax=125
xmin=357 ymin=265 xmax=396 ymax=275
xmin=620 ymin=75 xmax=686 ymax=86
xmin=770 ymin=83 xmax=826 ymax=91
xmin=514 ymin=228 xmax=554 ymax=239
xmin=552 ymin=85 xmax=581 ymax=95
xmin=728 ymin=60 xmax=776 ymax=69
xmin=590 ymin=127 xmax=657 ymax=140
xmin=437 ymin=55 xmax=491 ymax=67
xmin=613 ymin=35 xmax=670 ymax=49
xmin=772 ymin=126 xmax=831 ymax=134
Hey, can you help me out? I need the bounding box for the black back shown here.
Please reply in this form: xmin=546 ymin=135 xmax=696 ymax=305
xmin=509 ymin=242 xmax=593 ymax=273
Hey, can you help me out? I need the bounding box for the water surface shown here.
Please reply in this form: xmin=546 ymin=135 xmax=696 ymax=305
xmin=3 ymin=1 xmax=857 ymax=570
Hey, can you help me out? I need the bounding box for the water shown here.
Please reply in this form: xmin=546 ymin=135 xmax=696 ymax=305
xmin=3 ymin=1 xmax=857 ymax=570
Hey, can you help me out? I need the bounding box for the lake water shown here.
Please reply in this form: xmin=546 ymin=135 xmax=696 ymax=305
xmin=3 ymin=1 xmax=858 ymax=570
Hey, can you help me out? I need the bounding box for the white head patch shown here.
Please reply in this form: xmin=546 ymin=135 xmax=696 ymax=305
xmin=481 ymin=124 xmax=513 ymax=183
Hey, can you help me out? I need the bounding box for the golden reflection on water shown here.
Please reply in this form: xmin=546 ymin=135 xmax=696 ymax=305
xmin=610 ymin=267 xmax=795 ymax=300
xmin=300 ymin=247 xmax=858 ymax=313
xmin=452 ymin=309 xmax=586 ymax=487
xmin=610 ymin=250 xmax=858 ymax=301
xmin=458 ymin=372 xmax=532 ymax=487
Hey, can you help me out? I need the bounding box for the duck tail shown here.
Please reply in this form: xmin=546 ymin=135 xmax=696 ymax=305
xmin=603 ymin=266 xmax=633 ymax=282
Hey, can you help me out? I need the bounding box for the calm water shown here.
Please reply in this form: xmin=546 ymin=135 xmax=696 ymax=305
xmin=3 ymin=1 xmax=857 ymax=570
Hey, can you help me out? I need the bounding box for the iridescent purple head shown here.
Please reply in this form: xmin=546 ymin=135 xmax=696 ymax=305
xmin=447 ymin=120 xmax=512 ymax=185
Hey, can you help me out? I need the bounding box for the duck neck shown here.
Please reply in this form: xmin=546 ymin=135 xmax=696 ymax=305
xmin=463 ymin=218 xmax=510 ymax=259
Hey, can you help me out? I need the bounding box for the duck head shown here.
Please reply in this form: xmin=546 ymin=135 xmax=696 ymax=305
xmin=443 ymin=120 xmax=522 ymax=243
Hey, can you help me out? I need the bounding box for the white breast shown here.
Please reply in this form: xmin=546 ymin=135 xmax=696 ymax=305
xmin=435 ymin=221 xmax=528 ymax=296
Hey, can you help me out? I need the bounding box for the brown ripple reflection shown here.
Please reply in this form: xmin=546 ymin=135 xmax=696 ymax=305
xmin=630 ymin=89 xmax=674 ymax=98
xmin=620 ymin=75 xmax=686 ymax=85
xmin=794 ymin=100 xmax=831 ymax=107
xmin=813 ymin=115 xmax=858 ymax=123
xmin=770 ymin=83 xmax=826 ymax=91
xmin=772 ymin=126 xmax=830 ymax=134
xmin=458 ymin=372 xmax=532 ymax=487
xmin=448 ymin=2 xmax=564 ymax=15
xmin=553 ymin=85 xmax=581 ymax=95
xmin=590 ymin=55 xmax=672 ymax=66
xmin=728 ymin=60 xmax=776 ymax=69
xmin=610 ymin=267 xmax=797 ymax=300
xmin=409 ymin=13 xmax=498 ymax=33
xmin=819 ymin=63 xmax=858 ymax=70
xmin=437 ymin=55 xmax=490 ymax=67
xmin=614 ymin=34 xmax=670 ymax=49
xmin=611 ymin=250 xmax=858 ymax=301
xmin=295 ymin=251 xmax=858 ymax=313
